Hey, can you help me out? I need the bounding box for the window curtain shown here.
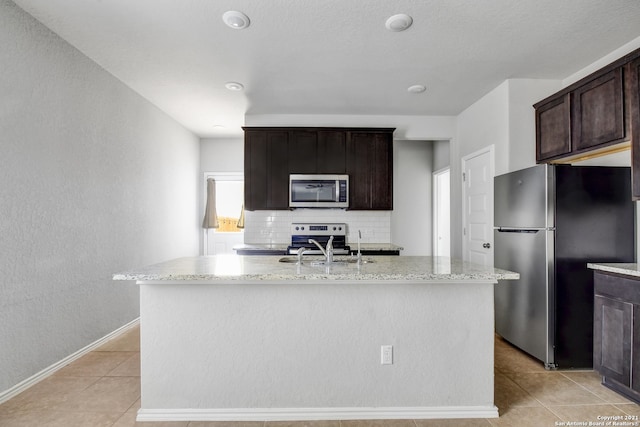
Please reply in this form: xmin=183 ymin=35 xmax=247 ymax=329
xmin=237 ymin=204 xmax=245 ymax=229
xmin=202 ymin=178 xmax=219 ymax=229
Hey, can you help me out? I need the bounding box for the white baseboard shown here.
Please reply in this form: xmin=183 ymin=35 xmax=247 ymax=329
xmin=137 ymin=405 xmax=500 ymax=421
xmin=0 ymin=318 xmax=140 ymax=405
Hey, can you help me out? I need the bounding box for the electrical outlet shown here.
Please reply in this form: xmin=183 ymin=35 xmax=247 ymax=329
xmin=381 ymin=345 xmax=393 ymax=365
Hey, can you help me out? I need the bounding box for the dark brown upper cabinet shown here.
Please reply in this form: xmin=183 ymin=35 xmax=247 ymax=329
xmin=534 ymin=47 xmax=640 ymax=199
xmin=288 ymin=129 xmax=347 ymax=174
xmin=535 ymin=66 xmax=628 ymax=163
xmin=535 ymin=94 xmax=571 ymax=161
xmin=571 ymin=68 xmax=626 ymax=152
xmin=346 ymin=130 xmax=393 ymax=210
xmin=628 ymin=56 xmax=640 ymax=199
xmin=244 ymin=129 xmax=289 ymax=210
xmin=317 ymin=130 xmax=347 ymax=174
xmin=243 ymin=127 xmax=394 ymax=211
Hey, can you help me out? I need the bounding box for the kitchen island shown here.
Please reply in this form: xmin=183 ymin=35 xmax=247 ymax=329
xmin=114 ymin=255 xmax=518 ymax=422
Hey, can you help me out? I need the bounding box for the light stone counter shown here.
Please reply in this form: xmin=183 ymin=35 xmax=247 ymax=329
xmin=588 ymin=262 xmax=640 ymax=278
xmin=114 ymin=255 xmax=518 ymax=423
xmin=114 ymin=255 xmax=519 ymax=283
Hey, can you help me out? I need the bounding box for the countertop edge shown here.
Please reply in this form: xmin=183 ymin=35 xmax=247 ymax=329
xmin=113 ymin=256 xmax=519 ymax=283
xmin=113 ymin=272 xmax=519 ymax=282
xmin=588 ymin=262 xmax=640 ymax=278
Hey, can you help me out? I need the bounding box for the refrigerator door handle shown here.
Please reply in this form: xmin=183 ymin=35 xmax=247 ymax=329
xmin=496 ymin=227 xmax=555 ymax=233
xmin=496 ymin=228 xmax=539 ymax=233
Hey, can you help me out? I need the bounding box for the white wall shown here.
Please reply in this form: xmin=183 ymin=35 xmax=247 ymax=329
xmin=450 ymin=79 xmax=561 ymax=258
xmin=200 ymin=138 xmax=244 ymax=172
xmin=0 ymin=0 xmax=200 ymax=394
xmin=450 ymin=82 xmax=508 ymax=258
xmin=433 ymin=140 xmax=450 ymax=172
xmin=392 ymin=141 xmax=433 ymax=255
xmin=563 ymin=36 xmax=640 ymax=87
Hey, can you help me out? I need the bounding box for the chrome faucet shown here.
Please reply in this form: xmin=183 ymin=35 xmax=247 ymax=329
xmin=308 ymin=236 xmax=334 ymax=264
xmin=296 ymin=247 xmax=308 ymax=264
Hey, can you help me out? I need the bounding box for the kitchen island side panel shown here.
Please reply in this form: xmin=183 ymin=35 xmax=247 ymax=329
xmin=138 ymin=280 xmax=496 ymax=418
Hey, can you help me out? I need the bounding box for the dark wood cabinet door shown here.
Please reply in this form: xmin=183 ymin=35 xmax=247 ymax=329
xmin=572 ymin=68 xmax=626 ymax=152
xmin=629 ymin=58 xmax=640 ymax=200
xmin=244 ymin=130 xmax=289 ymax=210
xmin=370 ymin=132 xmax=393 ymax=209
xmin=633 ymin=303 xmax=640 ymax=393
xmin=317 ymin=130 xmax=346 ymax=173
xmin=594 ymin=294 xmax=632 ymax=387
xmin=288 ymin=129 xmax=347 ymax=174
xmin=267 ymin=132 xmax=289 ymax=209
xmin=244 ymin=131 xmax=268 ymax=211
xmin=288 ymin=130 xmax=317 ymax=174
xmin=536 ymin=94 xmax=571 ymax=162
xmin=347 ymin=131 xmax=393 ymax=210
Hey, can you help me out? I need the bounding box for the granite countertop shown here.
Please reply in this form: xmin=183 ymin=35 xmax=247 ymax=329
xmin=114 ymin=255 xmax=519 ymax=282
xmin=588 ymin=263 xmax=640 ymax=278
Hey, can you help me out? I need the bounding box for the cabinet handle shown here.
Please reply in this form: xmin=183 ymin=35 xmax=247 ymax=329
xmin=483 ymin=243 xmax=491 ymax=249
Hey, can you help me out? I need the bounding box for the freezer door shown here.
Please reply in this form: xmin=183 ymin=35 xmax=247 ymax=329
xmin=494 ymin=165 xmax=553 ymax=229
xmin=494 ymin=228 xmax=555 ymax=367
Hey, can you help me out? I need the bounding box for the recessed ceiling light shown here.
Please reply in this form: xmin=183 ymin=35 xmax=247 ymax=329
xmin=225 ymin=82 xmax=244 ymax=91
xmin=407 ymin=84 xmax=426 ymax=94
xmin=222 ymin=11 xmax=250 ymax=30
xmin=385 ymin=14 xmax=413 ymax=32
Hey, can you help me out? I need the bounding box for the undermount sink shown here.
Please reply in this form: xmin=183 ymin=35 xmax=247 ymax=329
xmin=277 ymin=257 xmax=374 ymax=265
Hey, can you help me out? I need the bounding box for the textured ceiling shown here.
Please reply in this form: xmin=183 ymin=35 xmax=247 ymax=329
xmin=11 ymin=0 xmax=640 ymax=137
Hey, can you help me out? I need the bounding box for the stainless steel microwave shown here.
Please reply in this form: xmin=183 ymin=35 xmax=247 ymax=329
xmin=289 ymin=174 xmax=349 ymax=208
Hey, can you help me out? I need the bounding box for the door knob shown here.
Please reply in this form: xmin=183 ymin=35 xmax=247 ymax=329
xmin=483 ymin=243 xmax=491 ymax=249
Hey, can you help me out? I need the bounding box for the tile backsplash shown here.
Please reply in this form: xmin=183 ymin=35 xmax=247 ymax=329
xmin=244 ymin=210 xmax=391 ymax=245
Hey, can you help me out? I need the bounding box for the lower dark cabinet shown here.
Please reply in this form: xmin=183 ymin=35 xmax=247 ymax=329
xmin=594 ymin=294 xmax=632 ymax=386
xmin=593 ymin=271 xmax=640 ymax=402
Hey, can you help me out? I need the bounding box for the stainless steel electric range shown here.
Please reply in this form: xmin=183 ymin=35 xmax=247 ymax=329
xmin=287 ymin=223 xmax=350 ymax=255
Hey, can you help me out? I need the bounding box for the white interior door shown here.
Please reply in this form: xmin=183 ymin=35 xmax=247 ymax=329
xmin=433 ymin=168 xmax=450 ymax=257
xmin=462 ymin=146 xmax=494 ymax=267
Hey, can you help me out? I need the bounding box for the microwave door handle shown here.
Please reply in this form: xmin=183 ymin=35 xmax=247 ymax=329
xmin=335 ymin=181 xmax=339 ymax=201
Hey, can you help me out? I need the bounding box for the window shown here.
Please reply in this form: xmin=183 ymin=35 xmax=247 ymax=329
xmin=204 ymin=173 xmax=244 ymax=233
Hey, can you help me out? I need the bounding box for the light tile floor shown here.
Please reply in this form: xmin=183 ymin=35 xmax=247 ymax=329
xmin=1 ymin=325 xmax=638 ymax=426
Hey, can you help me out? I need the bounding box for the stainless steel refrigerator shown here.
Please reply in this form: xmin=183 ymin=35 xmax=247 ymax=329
xmin=494 ymin=164 xmax=635 ymax=369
